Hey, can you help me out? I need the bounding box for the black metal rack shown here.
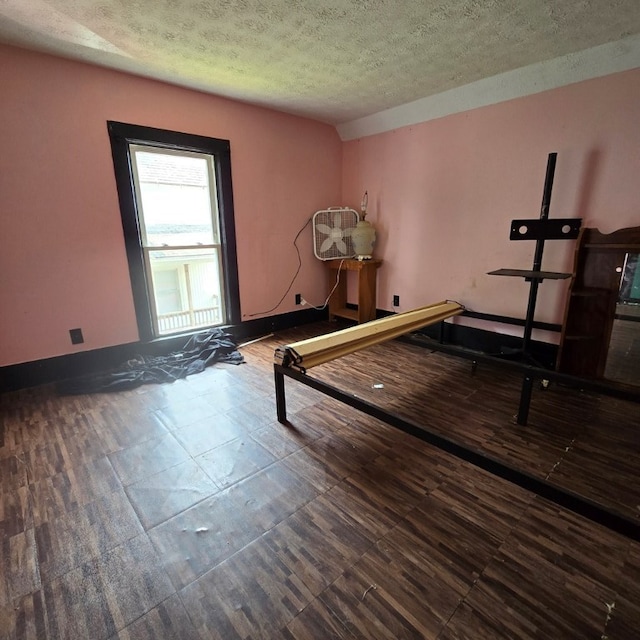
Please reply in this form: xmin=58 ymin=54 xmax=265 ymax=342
xmin=488 ymin=152 xmax=582 ymax=422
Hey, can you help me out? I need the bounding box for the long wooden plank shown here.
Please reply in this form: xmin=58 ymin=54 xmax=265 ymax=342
xmin=275 ymin=301 xmax=463 ymax=371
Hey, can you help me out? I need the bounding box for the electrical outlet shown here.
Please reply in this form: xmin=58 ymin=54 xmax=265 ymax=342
xmin=295 ymin=293 xmax=302 ymax=305
xmin=393 ymin=295 xmax=400 ymax=307
xmin=69 ymin=328 xmax=84 ymax=344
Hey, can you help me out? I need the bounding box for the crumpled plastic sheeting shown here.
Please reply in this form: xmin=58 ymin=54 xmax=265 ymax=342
xmin=57 ymin=328 xmax=244 ymax=394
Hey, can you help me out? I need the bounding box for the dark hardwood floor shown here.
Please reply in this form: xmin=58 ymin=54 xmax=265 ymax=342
xmin=1 ymin=322 xmax=639 ymax=639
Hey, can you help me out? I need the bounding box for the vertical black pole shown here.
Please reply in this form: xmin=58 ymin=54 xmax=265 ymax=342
xmin=274 ymin=365 xmax=287 ymax=423
xmin=522 ymin=153 xmax=557 ymax=354
xmin=517 ymin=375 xmax=534 ymax=425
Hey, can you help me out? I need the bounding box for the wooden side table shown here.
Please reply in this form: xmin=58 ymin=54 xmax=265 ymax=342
xmin=326 ymin=258 xmax=382 ymax=323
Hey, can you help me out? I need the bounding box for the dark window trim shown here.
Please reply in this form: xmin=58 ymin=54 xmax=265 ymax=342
xmin=107 ymin=121 xmax=241 ymax=342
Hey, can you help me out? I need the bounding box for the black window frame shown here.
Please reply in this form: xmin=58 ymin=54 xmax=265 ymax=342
xmin=107 ymin=121 xmax=241 ymax=342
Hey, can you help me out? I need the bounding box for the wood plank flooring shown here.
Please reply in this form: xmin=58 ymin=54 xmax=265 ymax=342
xmin=1 ymin=322 xmax=639 ymax=639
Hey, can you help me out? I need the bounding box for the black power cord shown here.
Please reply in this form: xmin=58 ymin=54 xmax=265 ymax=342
xmin=245 ymin=216 xmax=312 ymax=317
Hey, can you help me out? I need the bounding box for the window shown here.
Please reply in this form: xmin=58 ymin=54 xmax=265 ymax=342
xmin=108 ymin=122 xmax=240 ymax=341
xmin=154 ymin=268 xmax=182 ymax=315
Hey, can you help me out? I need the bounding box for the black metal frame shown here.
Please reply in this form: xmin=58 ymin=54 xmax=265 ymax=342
xmin=487 ymin=152 xmax=584 ymax=416
xmin=273 ymin=153 xmax=639 ymax=540
xmin=274 ymin=359 xmax=640 ymax=541
xmin=401 ymin=333 xmax=640 ymax=420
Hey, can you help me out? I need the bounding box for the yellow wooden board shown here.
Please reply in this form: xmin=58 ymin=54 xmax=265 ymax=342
xmin=275 ymin=300 xmax=463 ymax=371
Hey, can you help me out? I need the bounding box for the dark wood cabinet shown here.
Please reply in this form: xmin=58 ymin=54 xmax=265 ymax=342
xmin=557 ymin=226 xmax=640 ymax=378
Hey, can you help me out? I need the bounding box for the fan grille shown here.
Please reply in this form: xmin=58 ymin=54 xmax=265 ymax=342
xmin=312 ymin=207 xmax=359 ymax=260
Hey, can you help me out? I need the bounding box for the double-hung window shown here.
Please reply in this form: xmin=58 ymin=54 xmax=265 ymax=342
xmin=108 ymin=122 xmax=240 ymax=341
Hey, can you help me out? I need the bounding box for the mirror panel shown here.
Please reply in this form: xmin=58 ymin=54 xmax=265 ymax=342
xmin=604 ymin=252 xmax=640 ymax=386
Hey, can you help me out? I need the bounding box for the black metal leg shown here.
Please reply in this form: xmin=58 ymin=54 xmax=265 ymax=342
xmin=274 ymin=365 xmax=287 ymax=423
xmin=517 ymin=374 xmax=534 ymax=425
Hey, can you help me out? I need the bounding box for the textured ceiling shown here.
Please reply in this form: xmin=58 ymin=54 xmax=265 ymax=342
xmin=1 ymin=0 xmax=639 ymax=124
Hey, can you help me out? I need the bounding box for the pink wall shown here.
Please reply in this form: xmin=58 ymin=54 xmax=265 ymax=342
xmin=0 ymin=44 xmax=342 ymax=366
xmin=2 ymin=44 xmax=638 ymax=368
xmin=342 ymin=68 xmax=640 ymax=342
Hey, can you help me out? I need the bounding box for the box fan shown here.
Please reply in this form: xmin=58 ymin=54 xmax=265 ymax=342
xmin=312 ymin=207 xmax=359 ymax=260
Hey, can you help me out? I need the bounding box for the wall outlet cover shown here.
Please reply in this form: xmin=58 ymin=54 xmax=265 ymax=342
xmin=69 ymin=328 xmax=84 ymax=344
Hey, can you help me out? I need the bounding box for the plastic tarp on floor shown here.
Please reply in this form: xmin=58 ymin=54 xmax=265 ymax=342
xmin=57 ymin=328 xmax=244 ymax=394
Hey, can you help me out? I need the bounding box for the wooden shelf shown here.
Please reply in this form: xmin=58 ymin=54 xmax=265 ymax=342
xmin=570 ymin=288 xmax=609 ymax=298
xmin=488 ymin=268 xmax=571 ymax=280
xmin=584 ymin=243 xmax=640 ymax=250
xmin=330 ymin=307 xmax=358 ymax=321
xmin=326 ymin=258 xmax=382 ymax=324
